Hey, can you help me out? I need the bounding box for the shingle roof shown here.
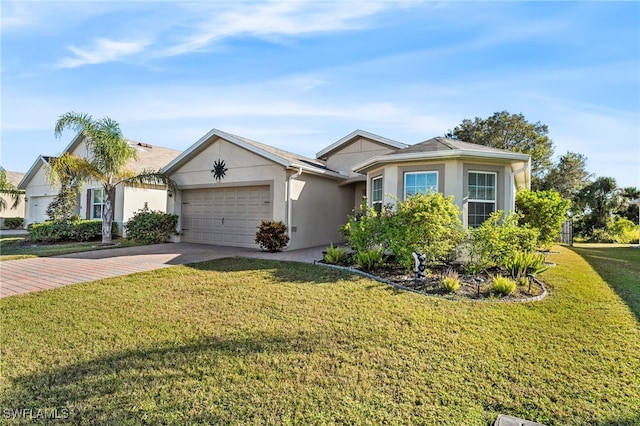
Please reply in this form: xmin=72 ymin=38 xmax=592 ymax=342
xmin=397 ymin=137 xmax=518 ymax=155
xmin=221 ymin=131 xmax=331 ymax=172
xmin=125 ymin=140 xmax=182 ymax=173
xmin=4 ymin=171 xmax=25 ymax=186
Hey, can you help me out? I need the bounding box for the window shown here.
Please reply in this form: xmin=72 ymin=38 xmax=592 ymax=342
xmin=372 ymin=176 xmax=383 ymax=213
xmin=404 ymin=172 xmax=438 ymax=199
xmin=468 ymin=171 xmax=496 ymax=227
xmin=91 ymin=188 xmax=105 ymax=219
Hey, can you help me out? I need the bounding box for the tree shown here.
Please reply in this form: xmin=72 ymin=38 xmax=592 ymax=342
xmin=574 ymin=176 xmax=620 ymax=233
xmin=51 ymin=112 xmax=176 ymax=245
xmin=45 ymin=153 xmax=93 ymax=222
xmin=516 ymin=190 xmax=570 ymax=248
xmin=0 ymin=167 xmax=23 ymax=212
xmin=616 ymin=186 xmax=640 ymax=222
xmin=446 ymin=111 xmax=554 ymax=186
xmin=541 ymin=151 xmax=592 ymax=200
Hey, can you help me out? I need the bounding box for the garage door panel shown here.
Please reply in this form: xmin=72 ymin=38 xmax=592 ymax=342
xmin=181 ymin=186 xmax=271 ymax=247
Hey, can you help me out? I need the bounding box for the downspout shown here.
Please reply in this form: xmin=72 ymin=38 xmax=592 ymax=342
xmin=287 ymin=167 xmax=303 ymax=241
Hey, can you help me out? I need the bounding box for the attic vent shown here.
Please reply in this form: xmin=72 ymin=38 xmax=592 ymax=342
xmin=137 ymin=142 xmax=153 ymax=148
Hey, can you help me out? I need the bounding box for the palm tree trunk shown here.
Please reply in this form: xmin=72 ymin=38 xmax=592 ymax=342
xmin=102 ymin=186 xmax=116 ymax=245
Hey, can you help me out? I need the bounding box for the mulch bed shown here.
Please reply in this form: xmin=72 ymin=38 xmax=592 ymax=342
xmin=322 ymin=261 xmax=547 ymax=302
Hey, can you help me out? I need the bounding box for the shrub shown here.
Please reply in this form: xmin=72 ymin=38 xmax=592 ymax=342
xmin=124 ymin=205 xmax=178 ymax=244
xmin=609 ymin=217 xmax=639 ymax=244
xmin=46 ymin=186 xmax=79 ymax=223
xmin=466 ymin=211 xmax=539 ymax=274
xmin=385 ymin=193 xmax=466 ymax=270
xmin=516 ymin=190 xmax=570 ymax=248
xmin=354 ymin=248 xmax=384 ymax=271
xmin=340 ymin=199 xmax=390 ymax=253
xmin=505 ymin=251 xmax=548 ymax=281
xmin=3 ymin=217 xmax=24 ymax=229
xmin=324 ymin=243 xmax=349 ymax=264
xmin=441 ymin=270 xmax=461 ymax=293
xmin=491 ymin=275 xmax=516 ymax=296
xmin=28 ymin=220 xmax=117 ymax=243
xmin=255 ymin=220 xmax=289 ymax=252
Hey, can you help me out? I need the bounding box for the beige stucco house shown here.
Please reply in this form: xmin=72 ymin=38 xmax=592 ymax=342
xmin=18 ymin=134 xmax=181 ymax=234
xmin=163 ymin=129 xmax=531 ymax=250
xmin=353 ymin=137 xmax=531 ymax=228
xmin=1 ymin=170 xmax=26 ymax=227
xmin=162 ymin=129 xmax=407 ymax=250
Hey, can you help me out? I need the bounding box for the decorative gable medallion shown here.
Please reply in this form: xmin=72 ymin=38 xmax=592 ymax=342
xmin=211 ymin=159 xmax=228 ymax=182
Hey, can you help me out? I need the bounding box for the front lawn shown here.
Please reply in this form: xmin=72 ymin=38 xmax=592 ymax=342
xmin=0 ymin=236 xmax=140 ymax=261
xmin=1 ymin=246 xmax=639 ymax=425
xmin=571 ymin=244 xmax=640 ymax=319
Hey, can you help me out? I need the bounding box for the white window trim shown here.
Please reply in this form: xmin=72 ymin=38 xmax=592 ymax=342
xmin=91 ymin=188 xmax=105 ymax=220
xmin=404 ymin=171 xmax=439 ymax=200
xmin=371 ymin=176 xmax=383 ymax=211
xmin=467 ymin=171 xmax=497 ymax=226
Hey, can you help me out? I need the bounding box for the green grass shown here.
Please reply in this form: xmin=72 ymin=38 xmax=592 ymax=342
xmin=1 ymin=247 xmax=639 ymax=425
xmin=571 ymin=244 xmax=640 ymax=320
xmin=0 ymin=236 xmax=141 ymax=261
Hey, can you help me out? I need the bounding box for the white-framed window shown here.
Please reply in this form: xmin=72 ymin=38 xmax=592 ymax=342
xmin=404 ymin=171 xmax=438 ymax=199
xmin=91 ymin=188 xmax=105 ymax=219
xmin=468 ymin=171 xmax=496 ymax=227
xmin=372 ymin=176 xmax=383 ymax=213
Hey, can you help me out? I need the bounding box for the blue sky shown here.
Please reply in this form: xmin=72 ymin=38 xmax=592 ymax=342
xmin=2 ymin=1 xmax=639 ymax=188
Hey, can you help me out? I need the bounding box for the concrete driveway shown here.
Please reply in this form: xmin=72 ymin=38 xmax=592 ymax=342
xmin=0 ymin=243 xmax=325 ymax=298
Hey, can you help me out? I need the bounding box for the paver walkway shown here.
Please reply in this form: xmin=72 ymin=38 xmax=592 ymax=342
xmin=0 ymin=243 xmax=325 ymax=298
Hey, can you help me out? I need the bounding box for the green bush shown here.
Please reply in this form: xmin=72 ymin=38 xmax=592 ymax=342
xmin=441 ymin=270 xmax=461 ymax=293
xmin=504 ymin=251 xmax=548 ymax=281
xmin=124 ymin=205 xmax=178 ymax=245
xmin=385 ymin=193 xmax=466 ymax=270
xmin=609 ymin=217 xmax=639 ymax=244
xmin=354 ymin=248 xmax=384 ymax=271
xmin=28 ymin=220 xmax=117 ymax=243
xmin=516 ymin=190 xmax=570 ymax=248
xmin=491 ymin=275 xmax=516 ymax=296
xmin=342 ymin=194 xmax=465 ymax=271
xmin=324 ymin=243 xmax=349 ymax=264
xmin=3 ymin=217 xmax=24 ymax=229
xmin=255 ymin=220 xmax=289 ymax=252
xmin=340 ymin=200 xmax=389 ymax=253
xmin=466 ymin=211 xmax=539 ymax=274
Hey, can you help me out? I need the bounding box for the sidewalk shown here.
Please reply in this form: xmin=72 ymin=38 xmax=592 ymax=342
xmin=0 ymin=243 xmax=325 ymax=298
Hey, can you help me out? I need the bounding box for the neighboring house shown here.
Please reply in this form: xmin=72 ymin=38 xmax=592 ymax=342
xmin=162 ymin=129 xmax=407 ymax=250
xmin=353 ymin=137 xmax=531 ymax=228
xmin=1 ymin=170 xmax=26 ymax=227
xmin=18 ymin=135 xmax=181 ymax=234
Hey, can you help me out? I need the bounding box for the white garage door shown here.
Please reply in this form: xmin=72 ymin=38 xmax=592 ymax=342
xmin=30 ymin=196 xmax=55 ymax=223
xmin=181 ymin=186 xmax=272 ymax=247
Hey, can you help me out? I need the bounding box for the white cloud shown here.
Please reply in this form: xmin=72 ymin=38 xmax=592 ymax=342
xmin=160 ymin=1 xmax=390 ymax=57
xmin=56 ymin=38 xmax=151 ymax=68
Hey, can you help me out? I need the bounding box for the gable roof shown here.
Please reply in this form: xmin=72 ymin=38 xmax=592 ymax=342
xmin=316 ymin=129 xmax=408 ymax=160
xmin=18 ymin=137 xmax=181 ymax=190
xmin=17 ymin=156 xmax=53 ymax=190
xmin=126 ymin=141 xmax=181 ymax=173
xmin=5 ymin=171 xmax=25 ymax=187
xmin=162 ymin=128 xmax=348 ymax=179
xmin=354 ymin=136 xmax=531 ymax=172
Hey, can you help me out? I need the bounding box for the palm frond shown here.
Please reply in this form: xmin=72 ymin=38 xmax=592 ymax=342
xmin=118 ymin=169 xmax=177 ymax=195
xmin=54 ymin=112 xmax=96 ymax=139
xmin=46 ymin=153 xmax=99 ymax=186
xmin=0 ymin=168 xmax=23 ymax=210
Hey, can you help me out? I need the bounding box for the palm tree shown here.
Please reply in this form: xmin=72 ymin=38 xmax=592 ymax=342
xmin=0 ymin=167 xmax=23 ymax=212
xmin=51 ymin=112 xmax=176 ymax=245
